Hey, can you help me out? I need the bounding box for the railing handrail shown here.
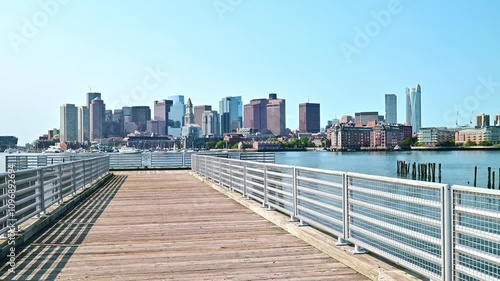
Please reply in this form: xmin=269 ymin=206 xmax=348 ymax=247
xmin=192 ymin=154 xmax=500 ymax=281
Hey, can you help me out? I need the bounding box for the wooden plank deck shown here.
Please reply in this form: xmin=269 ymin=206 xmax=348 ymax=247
xmin=1 ymin=171 xmax=368 ymax=280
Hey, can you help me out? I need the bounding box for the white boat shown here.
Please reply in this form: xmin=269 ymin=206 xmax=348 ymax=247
xmin=44 ymin=146 xmax=61 ymax=153
xmin=119 ymin=146 xmax=141 ymax=154
xmin=3 ymin=148 xmax=18 ymax=154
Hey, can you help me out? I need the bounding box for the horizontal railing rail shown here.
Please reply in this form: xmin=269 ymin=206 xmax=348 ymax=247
xmin=7 ymin=152 xmax=275 ymax=171
xmin=192 ymin=154 xmax=500 ymax=281
xmin=0 ymin=155 xmax=109 ymax=237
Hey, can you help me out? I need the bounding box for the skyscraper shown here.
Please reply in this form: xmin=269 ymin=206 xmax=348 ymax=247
xmin=244 ymin=98 xmax=268 ymax=133
xmin=476 ymin=113 xmax=490 ymax=127
xmin=219 ymin=96 xmax=242 ymax=134
xmin=60 ymin=104 xmax=78 ymax=142
xmin=184 ymin=98 xmax=194 ymax=125
xmin=266 ymin=93 xmax=286 ymax=136
xmin=406 ymin=84 xmax=421 ymax=134
xmin=131 ymin=106 xmax=151 ymax=132
xmin=154 ymin=99 xmax=173 ymax=135
xmin=299 ymin=103 xmax=320 ymax=133
xmin=90 ymin=97 xmax=105 ymax=141
xmin=194 ymin=105 xmax=212 ymax=127
xmin=201 ymin=110 xmax=220 ymax=136
xmin=385 ymin=94 xmax=397 ymax=124
xmin=77 ymin=106 xmax=90 ymax=143
xmin=168 ymin=95 xmax=185 ymax=136
xmin=86 ymin=92 xmax=101 ymax=107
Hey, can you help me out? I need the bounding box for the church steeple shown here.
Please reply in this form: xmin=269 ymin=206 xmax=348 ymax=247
xmin=184 ymin=98 xmax=194 ymax=125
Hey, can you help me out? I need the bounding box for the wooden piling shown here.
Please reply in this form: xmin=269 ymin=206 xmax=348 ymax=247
xmin=493 ymin=171 xmax=496 ymax=190
xmin=438 ymin=163 xmax=442 ymax=183
xmin=474 ymin=166 xmax=477 ymax=187
xmin=488 ymin=167 xmax=491 ymax=189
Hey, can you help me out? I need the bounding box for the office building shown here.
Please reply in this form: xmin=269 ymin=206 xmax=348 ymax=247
xmin=60 ymin=104 xmax=78 ymax=142
xmin=406 ymin=84 xmax=422 ymax=134
xmin=77 ymin=106 xmax=90 ymax=142
xmin=385 ymin=94 xmax=397 ymax=124
xmin=201 ymin=110 xmax=220 ymax=136
xmin=86 ymin=92 xmax=101 ymax=108
xmin=244 ymin=98 xmax=268 ymax=133
xmin=299 ymin=103 xmax=320 ymax=133
xmin=266 ymin=93 xmax=286 ymax=136
xmin=219 ymin=96 xmax=242 ymax=134
xmin=194 ymin=105 xmax=212 ymax=127
xmin=355 ymin=112 xmax=379 ymax=126
xmin=154 ymin=99 xmax=173 ymax=135
xmin=90 ymin=97 xmax=105 ymax=141
xmin=131 ymin=106 xmax=151 ymax=133
xmin=168 ymin=95 xmax=185 ymax=136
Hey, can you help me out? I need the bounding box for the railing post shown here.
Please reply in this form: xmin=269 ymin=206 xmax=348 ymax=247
xmin=243 ymin=162 xmax=248 ymax=199
xmin=71 ymin=162 xmax=76 ymax=195
xmin=229 ymin=161 xmax=234 ymax=192
xmin=182 ymin=152 xmax=186 ymax=168
xmin=292 ymin=167 xmax=300 ymax=223
xmin=442 ymin=184 xmax=452 ymax=281
xmin=38 ymin=169 xmax=46 ymax=215
xmin=218 ymin=158 xmax=222 ymax=185
xmin=337 ymin=173 xmax=349 ymax=246
xmin=83 ymin=160 xmax=87 ymax=187
xmin=57 ymin=165 xmax=63 ymax=204
xmin=262 ymin=165 xmax=268 ymax=208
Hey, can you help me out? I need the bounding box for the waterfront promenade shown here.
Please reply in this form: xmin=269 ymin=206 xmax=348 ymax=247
xmin=0 ymin=171 xmax=369 ymax=280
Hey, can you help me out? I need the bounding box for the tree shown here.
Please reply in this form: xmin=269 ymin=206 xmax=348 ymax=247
xmin=478 ymin=141 xmax=493 ymax=146
xmin=268 ymin=137 xmax=278 ymax=142
xmin=215 ymin=141 xmax=227 ymax=149
xmin=205 ymin=141 xmax=215 ymax=149
xmin=231 ymin=143 xmax=239 ymax=149
xmin=464 ymin=140 xmax=477 ymax=147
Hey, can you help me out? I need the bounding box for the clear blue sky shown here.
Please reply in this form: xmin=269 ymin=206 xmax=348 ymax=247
xmin=1 ymin=0 xmax=499 ymax=144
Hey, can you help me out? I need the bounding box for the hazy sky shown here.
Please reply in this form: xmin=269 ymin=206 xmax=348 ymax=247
xmin=1 ymin=0 xmax=500 ymax=144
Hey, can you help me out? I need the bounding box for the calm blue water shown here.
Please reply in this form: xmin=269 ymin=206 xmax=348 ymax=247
xmin=275 ymin=150 xmax=500 ymax=188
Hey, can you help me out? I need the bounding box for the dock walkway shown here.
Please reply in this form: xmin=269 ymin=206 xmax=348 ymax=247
xmin=1 ymin=171 xmax=367 ymax=280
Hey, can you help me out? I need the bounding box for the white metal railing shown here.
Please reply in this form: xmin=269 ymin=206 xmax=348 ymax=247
xmin=192 ymin=154 xmax=500 ymax=281
xmin=0 ymin=155 xmax=109 ymax=237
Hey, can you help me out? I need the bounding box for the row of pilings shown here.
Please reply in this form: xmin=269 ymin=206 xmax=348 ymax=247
xmin=397 ymin=161 xmax=442 ymax=183
xmin=473 ymin=166 xmax=500 ymax=189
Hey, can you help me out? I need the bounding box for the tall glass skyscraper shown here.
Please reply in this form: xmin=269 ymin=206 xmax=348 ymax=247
xmin=406 ymin=84 xmax=421 ymax=134
xmin=219 ymin=96 xmax=242 ymax=134
xmin=168 ymin=95 xmax=185 ymax=136
xmin=385 ymin=94 xmax=397 ymax=124
xmin=60 ymin=104 xmax=78 ymax=142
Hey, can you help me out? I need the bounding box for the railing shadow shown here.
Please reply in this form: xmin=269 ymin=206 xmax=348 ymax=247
xmin=0 ymin=174 xmax=127 ymax=280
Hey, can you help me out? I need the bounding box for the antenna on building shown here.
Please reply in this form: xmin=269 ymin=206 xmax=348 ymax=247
xmin=88 ymin=85 xmax=92 ymax=91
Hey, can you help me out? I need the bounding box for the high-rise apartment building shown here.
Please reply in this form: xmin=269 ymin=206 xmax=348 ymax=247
xmin=406 ymin=84 xmax=422 ymax=134
xmin=60 ymin=104 xmax=78 ymax=142
xmin=476 ymin=113 xmax=490 ymax=127
xmin=90 ymin=97 xmax=105 ymax=141
xmin=299 ymin=103 xmax=320 ymax=133
xmin=219 ymin=96 xmax=242 ymax=134
xmin=77 ymin=106 xmax=90 ymax=142
xmin=385 ymin=94 xmax=397 ymax=124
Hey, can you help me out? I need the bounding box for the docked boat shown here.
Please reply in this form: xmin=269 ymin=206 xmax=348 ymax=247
xmin=3 ymin=148 xmax=18 ymax=154
xmin=119 ymin=146 xmax=141 ymax=154
xmin=44 ymin=146 xmax=61 ymax=153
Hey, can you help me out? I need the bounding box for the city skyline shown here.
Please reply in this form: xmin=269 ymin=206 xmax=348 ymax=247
xmin=2 ymin=1 xmax=500 ymax=144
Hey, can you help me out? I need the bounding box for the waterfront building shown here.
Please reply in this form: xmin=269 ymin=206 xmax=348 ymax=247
xmin=86 ymin=92 xmax=101 ymax=107
xmin=60 ymin=104 xmax=78 ymax=142
xmin=201 ymin=110 xmax=220 ymax=136
xmin=90 ymin=97 xmax=105 ymax=141
xmin=168 ymin=95 xmax=185 ymax=137
xmin=219 ymin=96 xmax=242 ymax=134
xmin=244 ymin=98 xmax=268 ymax=133
xmin=266 ymin=93 xmax=286 ymax=136
xmin=370 ymin=124 xmax=412 ymax=149
xmin=417 ymin=127 xmax=455 ymax=146
xmin=385 ymin=94 xmax=397 ymax=124
xmin=194 ymin=105 xmax=212 ymax=127
xmin=0 ymin=136 xmax=18 ymax=151
xmin=77 ymin=106 xmax=90 ymax=142
xmin=354 ymin=112 xmax=379 ymax=126
xmin=475 ymin=113 xmax=490 ymax=127
xmin=455 ymin=126 xmax=500 ymax=145
xmin=329 ymin=124 xmax=371 ymax=150
xmin=299 ymin=103 xmax=321 ymax=133
xmin=154 ymin=99 xmax=173 ymax=135
xmin=406 ymin=84 xmax=422 ymax=134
